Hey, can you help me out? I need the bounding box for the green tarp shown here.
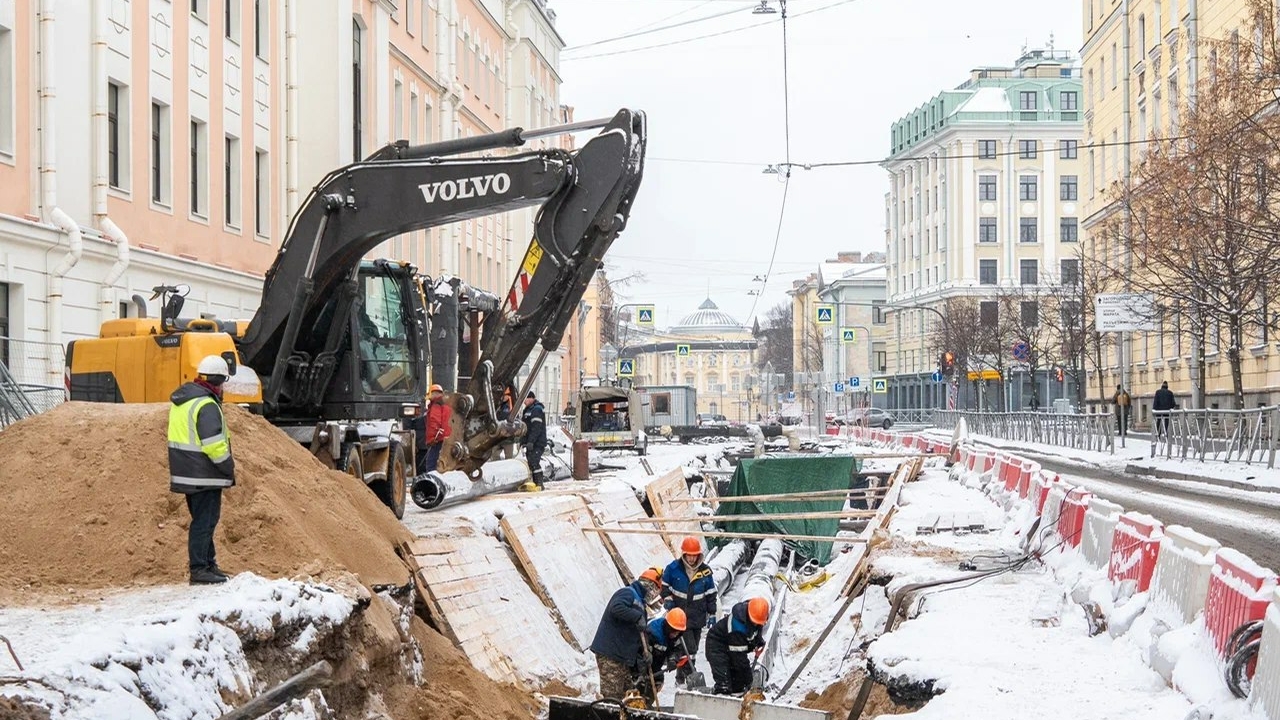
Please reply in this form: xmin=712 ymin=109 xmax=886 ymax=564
xmin=712 ymin=455 xmax=862 ymax=565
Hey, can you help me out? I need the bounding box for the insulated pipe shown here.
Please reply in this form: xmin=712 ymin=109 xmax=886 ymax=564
xmin=41 ymin=0 xmax=82 ymax=380
xmin=93 ymin=0 xmax=129 ymax=325
xmin=737 ymin=539 xmax=789 ymax=691
xmin=285 ymin=0 xmax=300 ymax=217
xmin=708 ymin=539 xmax=749 ymax=595
xmin=410 ymin=458 xmax=534 ymax=511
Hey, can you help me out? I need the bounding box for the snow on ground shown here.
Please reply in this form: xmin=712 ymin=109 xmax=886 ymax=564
xmin=0 ymin=574 xmax=359 ymax=720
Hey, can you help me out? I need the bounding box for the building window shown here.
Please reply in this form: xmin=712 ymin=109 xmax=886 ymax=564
xmin=1060 ymin=90 xmax=1078 ymax=112
xmin=352 ymin=20 xmax=363 ymax=162
xmin=979 ymin=217 xmax=998 ymax=243
xmin=1021 ymin=301 xmax=1039 ymax=327
xmin=1061 ymin=258 xmax=1080 ymax=285
xmin=980 ymin=300 xmax=998 ymax=327
xmin=393 ymin=79 xmax=403 ymax=140
xmin=191 ymin=0 xmax=203 ymax=20
xmin=254 ymin=0 xmax=265 ymax=58
xmin=190 ymin=120 xmax=206 ymax=216
xmin=1020 ymin=259 xmax=1038 ymax=285
xmin=872 ymin=301 xmax=887 ymax=325
xmin=1060 ymin=217 xmax=1079 ymax=242
xmin=1060 ymin=175 xmax=1078 ymax=201
xmin=978 ymin=174 xmax=997 ymax=201
xmin=224 ymin=0 xmax=235 ymax=39
xmin=1019 ymin=218 xmax=1038 ymax=243
xmin=1019 ymin=91 xmax=1038 ymax=110
xmin=107 ymin=83 xmax=123 ymax=188
xmin=1060 ymin=140 xmax=1078 ymax=159
xmin=977 ymin=140 xmax=997 ymax=159
xmin=1019 ymin=175 xmax=1038 ymax=201
xmin=410 ymin=91 xmax=419 ymax=142
xmin=151 ymin=102 xmax=169 ymax=204
xmin=224 ymin=136 xmax=240 ymax=228
xmin=0 ymin=25 xmax=11 ymax=155
xmin=875 ymin=350 xmax=887 ymax=372
xmin=424 ymin=101 xmax=434 ymax=142
xmin=254 ymin=149 xmax=268 ymax=237
xmin=1111 ymin=43 xmax=1118 ymax=87
xmin=979 ymin=259 xmax=997 ymax=285
xmin=1018 ymin=140 xmax=1038 ymax=159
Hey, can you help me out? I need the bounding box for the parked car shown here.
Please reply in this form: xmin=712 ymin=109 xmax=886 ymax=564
xmin=842 ymin=407 xmax=895 ymax=429
xmin=696 ymin=413 xmax=730 ymax=428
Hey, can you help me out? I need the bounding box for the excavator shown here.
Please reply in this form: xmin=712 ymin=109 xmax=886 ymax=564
xmin=65 ymin=109 xmax=647 ymax=519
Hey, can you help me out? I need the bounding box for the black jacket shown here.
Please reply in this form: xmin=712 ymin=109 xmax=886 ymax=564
xmin=590 ymin=581 xmax=649 ymax=666
xmin=521 ymin=400 xmax=547 ymax=450
xmin=705 ymin=600 xmax=764 ymax=654
xmin=1153 ymin=388 xmax=1177 ymax=412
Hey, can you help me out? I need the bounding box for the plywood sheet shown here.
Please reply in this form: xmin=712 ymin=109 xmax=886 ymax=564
xmin=587 ymin=489 xmax=675 ymax=583
xmin=410 ymin=529 xmax=583 ymax=688
xmin=500 ymin=495 xmax=626 ymax=651
xmin=645 ymin=467 xmax=705 ymax=553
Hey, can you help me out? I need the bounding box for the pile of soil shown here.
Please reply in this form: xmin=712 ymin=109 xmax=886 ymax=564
xmin=0 ymin=402 xmax=413 ymax=594
xmin=801 ymin=672 xmax=913 ymax=717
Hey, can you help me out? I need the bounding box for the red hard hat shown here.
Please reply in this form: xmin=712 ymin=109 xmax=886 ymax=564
xmin=639 ymin=567 xmax=663 ymax=589
xmin=681 ymin=537 xmax=702 ymax=555
xmin=666 ymin=608 xmax=688 ymax=632
xmin=429 ymin=384 xmax=443 ymax=393
xmin=747 ymin=597 xmax=770 ymax=625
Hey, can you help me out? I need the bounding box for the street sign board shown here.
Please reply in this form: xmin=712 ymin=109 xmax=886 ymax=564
xmin=872 ymin=378 xmax=888 ymax=394
xmin=676 ymin=344 xmax=691 ymax=356
xmin=849 ymin=377 xmax=861 ymax=388
xmin=931 ymin=370 xmax=944 ymax=383
xmin=1011 ymin=341 xmax=1030 ymax=362
xmin=816 ymin=305 xmax=835 ymax=325
xmin=1095 ymin=293 xmax=1157 ymax=332
xmin=617 ymin=358 xmax=635 ymax=377
xmin=834 ymin=382 xmax=845 ymax=393
xmin=636 ymin=305 xmax=655 ymax=326
xmin=786 ymin=391 xmax=796 ymax=402
xmin=841 ymin=328 xmax=856 ymax=344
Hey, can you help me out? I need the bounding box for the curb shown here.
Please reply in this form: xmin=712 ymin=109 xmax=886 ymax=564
xmin=1122 ymin=463 xmax=1280 ymax=496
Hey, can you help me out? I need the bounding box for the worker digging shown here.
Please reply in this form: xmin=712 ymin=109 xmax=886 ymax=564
xmin=705 ymin=597 xmax=770 ymax=696
xmin=590 ymin=567 xmax=665 ymax=703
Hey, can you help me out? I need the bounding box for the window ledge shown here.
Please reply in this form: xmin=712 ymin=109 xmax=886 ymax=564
xmin=108 ymin=187 xmax=131 ymax=201
xmin=1151 ymin=359 xmax=1165 ymax=369
xmin=150 ymin=201 xmax=173 ymax=214
xmin=254 ymin=232 xmax=271 ymax=244
xmin=224 ymin=223 xmax=242 ymax=233
xmin=189 ymin=212 xmax=210 ymax=226
xmin=1250 ymin=344 xmax=1268 ymax=357
xmin=0 ymin=150 xmax=15 ymax=166
xmin=1166 ymin=357 xmax=1181 ymax=367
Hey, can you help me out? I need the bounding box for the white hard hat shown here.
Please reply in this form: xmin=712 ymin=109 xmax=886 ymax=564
xmin=196 ymin=355 xmax=230 ymax=377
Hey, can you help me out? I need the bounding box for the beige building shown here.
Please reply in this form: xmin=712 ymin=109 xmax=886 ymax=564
xmin=882 ymin=49 xmax=1083 ymax=410
xmin=1081 ymin=0 xmax=1272 ymax=412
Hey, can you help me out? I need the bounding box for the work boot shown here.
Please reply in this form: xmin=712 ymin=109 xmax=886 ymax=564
xmin=209 ymin=564 xmax=230 ymax=580
xmin=190 ymin=567 xmax=228 ymax=585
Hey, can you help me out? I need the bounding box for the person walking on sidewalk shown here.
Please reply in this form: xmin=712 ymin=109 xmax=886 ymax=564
xmin=661 ymin=536 xmax=717 ymax=682
xmin=168 ymin=355 xmax=237 ymax=585
xmin=705 ymin=597 xmax=769 ymax=695
xmin=590 ymin=568 xmax=663 ymax=700
xmin=1112 ymin=385 xmax=1132 ymax=436
xmin=1153 ymin=381 xmax=1177 ymax=438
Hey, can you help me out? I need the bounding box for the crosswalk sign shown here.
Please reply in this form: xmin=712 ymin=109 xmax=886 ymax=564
xmin=816 ymin=305 xmax=835 ymax=325
xmin=636 ymin=305 xmax=655 ymax=326
xmin=872 ymin=378 xmax=888 ymax=394
xmin=841 ymin=328 xmax=856 ymax=344
xmin=676 ymin=344 xmax=691 ymax=357
xmin=617 ymin=359 xmax=635 ymax=377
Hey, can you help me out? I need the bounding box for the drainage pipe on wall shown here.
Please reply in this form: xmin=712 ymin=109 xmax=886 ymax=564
xmin=92 ymin=0 xmax=129 ymax=325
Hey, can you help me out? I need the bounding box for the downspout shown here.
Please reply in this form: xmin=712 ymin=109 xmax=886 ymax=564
xmin=1120 ymin=0 xmax=1133 ymax=400
xmin=285 ymin=0 xmax=300 ymax=216
xmin=40 ymin=0 xmax=83 ymax=380
xmin=93 ymin=0 xmax=129 ymax=325
xmin=1187 ymin=0 xmax=1199 ymax=108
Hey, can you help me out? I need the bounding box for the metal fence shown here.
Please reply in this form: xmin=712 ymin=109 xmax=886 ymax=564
xmin=0 ymin=336 xmax=66 ymax=427
xmin=932 ymin=409 xmax=1116 ymax=454
xmin=1151 ymin=407 xmax=1279 ymax=468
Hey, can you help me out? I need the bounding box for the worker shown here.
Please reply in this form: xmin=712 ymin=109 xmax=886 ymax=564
xmin=168 ymin=355 xmax=237 ymax=585
xmin=417 ymin=384 xmax=451 ymax=473
xmin=590 ymin=568 xmax=663 ymax=701
xmin=639 ymin=608 xmax=689 ymax=699
xmin=521 ymin=390 xmax=547 ymax=489
xmin=661 ymin=536 xmax=717 ymax=683
xmin=704 ymin=597 xmax=769 ymax=696
xmin=495 ymin=384 xmax=516 ymax=459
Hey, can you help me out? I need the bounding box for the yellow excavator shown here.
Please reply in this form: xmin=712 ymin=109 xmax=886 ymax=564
xmin=66 ymin=110 xmax=647 ymax=518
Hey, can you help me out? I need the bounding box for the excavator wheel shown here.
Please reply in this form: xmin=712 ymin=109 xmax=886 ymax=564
xmin=340 ymin=443 xmax=365 ymax=483
xmin=370 ymin=442 xmax=408 ymax=519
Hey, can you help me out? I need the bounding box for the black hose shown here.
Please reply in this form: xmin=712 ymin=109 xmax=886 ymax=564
xmin=1225 ymin=620 xmax=1265 ymax=699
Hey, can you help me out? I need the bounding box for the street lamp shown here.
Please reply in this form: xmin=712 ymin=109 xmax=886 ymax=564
xmin=600 ymin=343 xmax=617 ymax=386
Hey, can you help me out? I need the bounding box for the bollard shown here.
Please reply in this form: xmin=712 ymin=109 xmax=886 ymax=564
xmin=572 ymin=440 xmax=590 ymax=480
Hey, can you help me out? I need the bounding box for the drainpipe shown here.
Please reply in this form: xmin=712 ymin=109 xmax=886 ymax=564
xmin=93 ymin=0 xmax=129 ymax=325
xmin=1120 ymin=0 xmax=1133 ymax=400
xmin=285 ymin=0 xmax=300 ymax=216
xmin=40 ymin=0 xmax=83 ymax=380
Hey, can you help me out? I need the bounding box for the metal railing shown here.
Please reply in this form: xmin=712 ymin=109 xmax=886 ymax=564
xmin=1151 ymin=407 xmax=1279 ymax=468
xmin=0 ymin=336 xmax=66 ymax=427
xmin=932 ymin=409 xmax=1116 ymax=454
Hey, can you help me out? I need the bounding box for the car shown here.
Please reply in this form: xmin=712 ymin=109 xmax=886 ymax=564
xmin=845 ymin=407 xmax=894 ymax=429
xmin=696 ymin=413 xmax=730 ymax=428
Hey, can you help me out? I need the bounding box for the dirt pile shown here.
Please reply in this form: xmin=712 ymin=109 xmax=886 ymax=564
xmin=801 ymin=672 xmax=912 ymax=717
xmin=0 ymin=402 xmax=413 ymax=594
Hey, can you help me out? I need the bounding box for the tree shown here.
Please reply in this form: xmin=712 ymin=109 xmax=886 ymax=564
xmin=1037 ymin=247 xmax=1119 ymax=406
xmin=995 ymin=282 xmax=1061 ymax=410
xmin=930 ymin=297 xmax=1008 ymax=411
xmin=753 ymin=302 xmax=794 ymax=384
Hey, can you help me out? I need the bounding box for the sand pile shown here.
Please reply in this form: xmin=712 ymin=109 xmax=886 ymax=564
xmin=0 ymin=402 xmax=413 ymax=594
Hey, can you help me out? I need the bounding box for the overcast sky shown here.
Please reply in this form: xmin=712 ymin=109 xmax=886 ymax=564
xmin=550 ymin=0 xmax=1082 ymax=329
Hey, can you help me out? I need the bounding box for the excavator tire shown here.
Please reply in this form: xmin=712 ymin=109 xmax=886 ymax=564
xmin=371 ymin=441 xmax=408 ymax=519
xmin=340 ymin=443 xmax=364 ymax=482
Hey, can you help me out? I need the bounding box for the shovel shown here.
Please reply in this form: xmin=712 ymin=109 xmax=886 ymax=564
xmin=678 ymin=635 xmax=708 ymax=692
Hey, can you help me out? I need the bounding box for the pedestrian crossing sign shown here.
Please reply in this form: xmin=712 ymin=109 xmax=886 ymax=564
xmin=617 ymin=358 xmax=635 ymax=377
xmin=636 ymin=305 xmax=655 ymax=326
xmin=816 ymin=305 xmax=835 ymax=325
xmin=872 ymin=378 xmax=888 ymax=394
xmin=676 ymin=344 xmax=691 ymax=357
xmin=841 ymin=328 xmax=856 ymax=344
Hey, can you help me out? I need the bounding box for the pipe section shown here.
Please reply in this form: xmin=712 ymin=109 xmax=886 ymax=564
xmin=708 ymin=539 xmax=749 ymax=595
xmin=410 ymin=458 xmax=534 ymax=511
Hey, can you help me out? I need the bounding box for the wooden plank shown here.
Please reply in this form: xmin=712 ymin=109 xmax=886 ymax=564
xmin=501 ymin=495 xmax=625 ymax=651
xmin=583 ymin=526 xmax=864 ymax=544
xmin=616 ymin=510 xmax=879 ymax=524
xmin=665 ymin=487 xmax=890 ymax=505
xmin=645 ymin=466 xmax=703 ymax=552
xmin=587 ymin=489 xmax=674 ymax=583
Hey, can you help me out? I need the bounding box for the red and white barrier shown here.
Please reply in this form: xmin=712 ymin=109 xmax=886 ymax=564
xmin=1034 ymin=470 xmax=1059 ymax=515
xmin=1204 ymin=548 xmax=1279 ymax=656
xmin=1001 ymin=454 xmax=1022 ymax=493
xmin=1146 ymin=525 xmax=1221 ymax=626
xmin=1107 ymin=512 xmax=1163 ymax=592
xmin=1080 ymin=497 xmax=1123 ymax=570
xmin=1056 ymin=487 xmax=1092 ymax=549
xmin=1015 ymin=459 xmax=1038 ymax=500
xmin=1251 ymin=589 xmax=1280 ymax=720
xmin=1041 ymin=484 xmax=1070 ymax=539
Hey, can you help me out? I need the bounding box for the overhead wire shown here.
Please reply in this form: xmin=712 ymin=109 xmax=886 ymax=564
xmin=628 ymin=0 xmax=716 ymax=33
xmin=563 ymin=4 xmax=745 ymax=51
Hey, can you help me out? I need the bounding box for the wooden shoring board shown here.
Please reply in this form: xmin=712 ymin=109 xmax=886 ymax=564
xmin=500 ymin=495 xmax=626 ymax=651
xmin=587 ymin=489 xmax=675 ymax=583
xmin=839 ymin=459 xmax=914 ymax=597
xmin=645 ymin=467 xmax=705 ymax=553
xmin=408 ymin=532 xmax=580 ymax=688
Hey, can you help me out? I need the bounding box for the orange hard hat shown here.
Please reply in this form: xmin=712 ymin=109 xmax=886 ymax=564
xmin=666 ymin=608 xmax=687 ymax=632
xmin=639 ymin=567 xmax=663 ymax=588
xmin=429 ymin=384 xmax=443 ymax=394
xmin=681 ymin=537 xmax=702 ymax=555
xmin=747 ymin=597 xmax=770 ymax=625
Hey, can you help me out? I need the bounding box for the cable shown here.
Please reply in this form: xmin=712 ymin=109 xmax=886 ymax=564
xmin=564 ymin=4 xmax=745 ymax=51
xmin=630 ymin=0 xmax=716 ymax=33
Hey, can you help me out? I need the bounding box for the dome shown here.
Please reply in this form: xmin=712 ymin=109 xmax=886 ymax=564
xmin=671 ymin=298 xmax=745 ymax=335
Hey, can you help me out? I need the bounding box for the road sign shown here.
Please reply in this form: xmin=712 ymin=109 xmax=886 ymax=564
xmin=850 ymin=377 xmax=861 ymax=388
xmin=1094 ymin=293 xmax=1157 ymax=332
xmin=1011 ymin=341 xmax=1030 ymax=362
xmin=676 ymin=344 xmax=691 ymax=356
xmin=617 ymin=358 xmax=635 ymax=377
xmin=816 ymin=305 xmax=835 ymax=325
xmin=872 ymin=378 xmax=888 ymax=394
xmin=932 ymin=370 xmax=944 ymax=383
xmin=636 ymin=305 xmax=655 ymax=326
xmin=786 ymin=391 xmax=796 ymax=402
xmin=834 ymin=382 xmax=845 ymax=393
xmin=841 ymin=328 xmax=856 ymax=344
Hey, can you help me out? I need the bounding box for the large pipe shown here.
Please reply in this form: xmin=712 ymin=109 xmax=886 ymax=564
xmin=41 ymin=0 xmax=83 ymax=379
xmin=708 ymin=539 xmax=749 ymax=594
xmin=92 ymin=0 xmax=129 ymax=325
xmin=737 ymin=539 xmax=789 ymax=692
xmin=410 ymin=458 xmax=535 ymax=511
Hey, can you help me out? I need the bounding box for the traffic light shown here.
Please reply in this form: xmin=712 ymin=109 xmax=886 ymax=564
xmin=940 ymin=351 xmax=956 ymax=376
xmin=1054 ymin=366 xmax=1065 ymax=383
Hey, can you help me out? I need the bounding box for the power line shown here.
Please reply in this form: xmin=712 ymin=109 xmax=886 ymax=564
xmin=629 ymin=0 xmax=716 ymax=33
xmin=563 ymin=4 xmax=744 ymax=51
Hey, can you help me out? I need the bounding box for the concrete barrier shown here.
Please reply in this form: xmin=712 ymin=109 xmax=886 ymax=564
xmin=1107 ymin=512 xmax=1163 ymax=592
xmin=1204 ymin=548 xmax=1278 ymax=656
xmin=1250 ymin=588 xmax=1280 ymax=720
xmin=1146 ymin=525 xmax=1221 ymax=626
xmin=1041 ymin=484 xmax=1070 ymax=542
xmin=673 ymin=691 xmax=830 ymax=720
xmin=1056 ymin=487 xmax=1092 ymax=549
xmin=1080 ymin=497 xmax=1123 ymax=570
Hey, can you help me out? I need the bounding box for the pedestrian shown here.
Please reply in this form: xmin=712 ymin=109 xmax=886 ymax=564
xmin=168 ymin=355 xmax=237 ymax=585
xmin=661 ymin=537 xmax=717 ymax=683
xmin=590 ymin=568 xmax=663 ymax=701
xmin=521 ymin=390 xmax=548 ymax=489
xmin=638 ymin=608 xmax=689 ymax=700
xmin=705 ymin=597 xmax=769 ymax=696
xmin=415 ymin=384 xmax=452 ymax=474
xmin=1112 ymin=385 xmax=1132 ymax=436
xmin=1153 ymin=381 xmax=1177 ymax=438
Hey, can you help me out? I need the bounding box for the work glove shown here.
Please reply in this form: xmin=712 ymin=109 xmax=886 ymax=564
xmin=665 ymin=656 xmax=678 ymax=672
xmin=676 ymin=655 xmax=691 ymax=669
xmin=706 ymin=616 xmax=716 ymax=629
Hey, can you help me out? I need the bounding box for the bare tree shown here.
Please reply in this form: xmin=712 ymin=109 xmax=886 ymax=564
xmin=753 ymin=302 xmax=794 ymax=384
xmin=995 ymin=282 xmax=1062 ymax=410
xmin=1038 ymin=246 xmax=1118 ymax=406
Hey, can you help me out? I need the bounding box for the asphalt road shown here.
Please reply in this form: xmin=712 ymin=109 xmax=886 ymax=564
xmin=973 ymin=442 xmax=1280 ymax=571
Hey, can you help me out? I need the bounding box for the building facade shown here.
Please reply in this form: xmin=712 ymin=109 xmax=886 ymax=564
xmin=816 ymin=254 xmax=887 ymax=410
xmin=882 ymin=49 xmax=1083 ymax=410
